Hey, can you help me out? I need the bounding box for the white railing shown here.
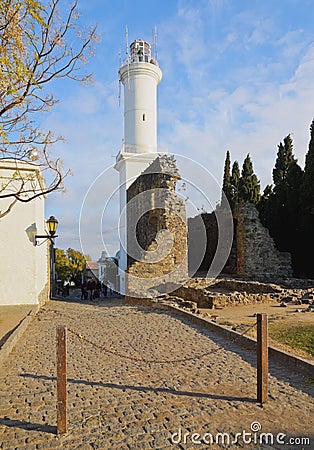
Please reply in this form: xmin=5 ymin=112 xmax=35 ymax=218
xmin=120 ymin=55 xmax=159 ymax=67
xmin=116 ymin=144 xmax=167 ymax=162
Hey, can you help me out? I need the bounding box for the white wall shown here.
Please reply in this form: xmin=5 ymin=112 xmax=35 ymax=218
xmin=0 ymin=161 xmax=49 ymax=305
xmin=119 ymin=62 xmax=162 ymax=153
xmin=115 ymin=153 xmax=158 ymax=293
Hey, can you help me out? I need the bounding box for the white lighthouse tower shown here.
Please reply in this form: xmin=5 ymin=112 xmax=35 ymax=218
xmin=114 ymin=38 xmax=163 ymax=293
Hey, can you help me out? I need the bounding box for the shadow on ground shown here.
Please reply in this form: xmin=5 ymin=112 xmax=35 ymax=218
xmin=0 ymin=417 xmax=56 ymax=434
xmin=20 ymin=372 xmax=256 ymax=403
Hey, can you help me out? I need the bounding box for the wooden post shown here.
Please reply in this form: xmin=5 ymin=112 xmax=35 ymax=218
xmin=257 ymin=313 xmax=268 ymax=404
xmin=57 ymin=325 xmax=67 ymax=434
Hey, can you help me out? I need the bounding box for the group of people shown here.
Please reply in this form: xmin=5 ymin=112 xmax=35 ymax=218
xmin=80 ymin=278 xmax=114 ymax=300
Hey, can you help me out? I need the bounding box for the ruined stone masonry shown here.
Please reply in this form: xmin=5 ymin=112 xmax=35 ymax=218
xmin=188 ymin=203 xmax=293 ymax=280
xmin=126 ymin=155 xmax=188 ymax=297
xmin=235 ymin=203 xmax=293 ymax=280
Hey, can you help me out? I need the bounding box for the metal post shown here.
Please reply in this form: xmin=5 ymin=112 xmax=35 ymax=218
xmin=57 ymin=325 xmax=67 ymax=434
xmin=50 ymin=241 xmax=56 ymax=298
xmin=257 ymin=313 xmax=268 ymax=404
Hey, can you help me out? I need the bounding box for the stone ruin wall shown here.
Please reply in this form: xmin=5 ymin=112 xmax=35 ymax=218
xmin=126 ymin=155 xmax=188 ymax=297
xmin=188 ymin=203 xmax=293 ymax=281
xmin=234 ymin=203 xmax=293 ymax=280
xmin=188 ymin=212 xmax=237 ymax=276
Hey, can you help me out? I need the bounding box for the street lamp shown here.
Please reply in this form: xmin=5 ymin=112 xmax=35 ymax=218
xmin=46 ymin=215 xmax=58 ymax=236
xmin=35 ymin=216 xmax=59 ymax=245
xmin=35 ymin=216 xmax=59 ymax=298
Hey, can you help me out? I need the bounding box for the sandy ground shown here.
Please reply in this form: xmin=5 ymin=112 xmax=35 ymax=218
xmin=202 ymin=301 xmax=314 ymax=325
xmin=199 ymin=301 xmax=314 ymax=361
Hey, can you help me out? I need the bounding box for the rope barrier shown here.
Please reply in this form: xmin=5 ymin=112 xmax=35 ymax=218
xmin=67 ymin=321 xmax=257 ymax=365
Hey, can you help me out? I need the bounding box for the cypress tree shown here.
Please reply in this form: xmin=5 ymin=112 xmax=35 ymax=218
xmin=221 ymin=150 xmax=232 ymax=207
xmin=273 ymin=135 xmax=300 ymax=241
xmin=301 ymin=119 xmax=314 ymax=217
xmin=273 ymin=134 xmax=296 ymax=194
xmin=286 ymin=161 xmax=304 ymax=274
xmin=273 ymin=142 xmax=286 ymax=187
xmin=238 ymin=154 xmax=260 ymax=204
xmin=300 ymin=119 xmax=314 ymax=277
xmin=259 ymin=133 xmax=304 ymax=275
xmin=230 ymin=160 xmax=240 ymax=210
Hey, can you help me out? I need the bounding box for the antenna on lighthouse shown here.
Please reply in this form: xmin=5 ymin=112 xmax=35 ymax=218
xmin=118 ymin=50 xmax=122 ymax=106
xmin=118 ymin=79 xmax=121 ymax=107
xmin=125 ymin=25 xmax=129 ymax=59
xmin=152 ymin=26 xmax=158 ymax=61
xmin=125 ymin=25 xmax=130 ymax=89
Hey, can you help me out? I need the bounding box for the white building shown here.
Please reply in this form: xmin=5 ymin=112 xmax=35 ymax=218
xmin=114 ymin=38 xmax=164 ymax=293
xmin=0 ymin=160 xmax=49 ymax=305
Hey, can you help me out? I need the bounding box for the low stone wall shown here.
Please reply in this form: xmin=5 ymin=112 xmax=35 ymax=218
xmin=169 ymin=286 xmax=214 ymax=308
xmin=169 ymin=287 xmax=276 ymax=309
xmin=169 ymin=278 xmax=283 ymax=309
xmin=211 ymin=279 xmax=282 ymax=294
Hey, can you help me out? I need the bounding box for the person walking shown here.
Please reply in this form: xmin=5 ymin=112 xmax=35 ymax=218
xmin=81 ymin=282 xmax=88 ymax=300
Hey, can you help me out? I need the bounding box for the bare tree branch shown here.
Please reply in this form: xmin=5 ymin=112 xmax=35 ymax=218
xmin=0 ymin=0 xmax=98 ymax=216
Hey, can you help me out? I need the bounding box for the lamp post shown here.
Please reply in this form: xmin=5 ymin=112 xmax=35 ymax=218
xmin=35 ymin=216 xmax=59 ymax=298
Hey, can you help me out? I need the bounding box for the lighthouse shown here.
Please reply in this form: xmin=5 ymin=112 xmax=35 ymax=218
xmin=114 ymin=38 xmax=163 ymax=293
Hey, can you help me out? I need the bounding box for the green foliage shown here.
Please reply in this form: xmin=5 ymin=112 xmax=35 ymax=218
xmin=55 ymin=247 xmax=88 ymax=284
xmin=258 ymin=184 xmax=274 ymax=227
xmin=66 ymin=248 xmax=87 ymax=285
xmin=238 ymin=154 xmax=260 ymax=204
xmin=269 ymin=323 xmax=314 ymax=357
xmin=221 ymin=121 xmax=313 ymax=277
xmin=55 ymin=248 xmax=71 ymax=282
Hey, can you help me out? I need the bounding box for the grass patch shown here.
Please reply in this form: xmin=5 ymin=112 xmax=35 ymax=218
xmin=269 ymin=323 xmax=314 ymax=357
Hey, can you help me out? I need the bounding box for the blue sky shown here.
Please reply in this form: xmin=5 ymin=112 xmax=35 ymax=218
xmin=44 ymin=0 xmax=314 ymax=259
